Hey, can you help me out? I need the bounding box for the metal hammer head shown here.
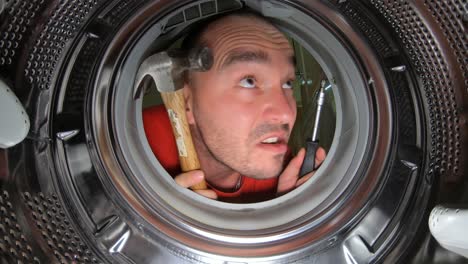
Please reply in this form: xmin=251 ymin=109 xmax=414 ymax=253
xmin=133 ymin=46 xmax=213 ymax=99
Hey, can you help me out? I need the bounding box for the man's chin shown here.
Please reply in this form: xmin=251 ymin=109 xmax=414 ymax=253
xmin=243 ymin=164 xmax=283 ymax=180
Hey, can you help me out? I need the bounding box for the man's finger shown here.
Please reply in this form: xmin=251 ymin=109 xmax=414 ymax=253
xmin=315 ymin=147 xmax=326 ymax=168
xmin=296 ymin=147 xmax=326 ymax=187
xmin=277 ymin=148 xmax=305 ymax=194
xmin=296 ymin=171 xmax=315 ymax=187
xmin=174 ymin=170 xmax=204 ymax=188
xmin=194 ymin=189 xmax=218 ymax=200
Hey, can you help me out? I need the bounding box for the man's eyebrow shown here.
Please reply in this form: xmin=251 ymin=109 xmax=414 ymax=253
xmin=220 ymin=49 xmax=271 ymax=69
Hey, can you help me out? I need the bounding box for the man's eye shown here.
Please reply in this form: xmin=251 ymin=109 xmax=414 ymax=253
xmin=239 ymin=77 xmax=256 ymax=88
xmin=282 ymin=80 xmax=294 ymax=89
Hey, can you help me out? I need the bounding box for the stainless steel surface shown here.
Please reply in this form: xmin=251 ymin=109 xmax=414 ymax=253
xmin=0 ymin=0 xmax=466 ymax=263
xmin=311 ymin=80 xmax=326 ymax=142
xmin=106 ymin=0 xmax=387 ymax=261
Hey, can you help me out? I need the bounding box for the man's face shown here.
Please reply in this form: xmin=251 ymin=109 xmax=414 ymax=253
xmin=186 ymin=16 xmax=297 ymax=179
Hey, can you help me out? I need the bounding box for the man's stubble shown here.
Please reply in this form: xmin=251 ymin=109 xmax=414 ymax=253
xmin=192 ymin=108 xmax=290 ymax=179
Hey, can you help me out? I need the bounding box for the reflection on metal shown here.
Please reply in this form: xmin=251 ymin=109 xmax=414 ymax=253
xmin=401 ymin=159 xmax=418 ymax=171
xmin=312 ymin=81 xmax=326 ymax=141
xmin=245 ymin=0 xmax=293 ymax=18
xmin=391 ymin=65 xmax=407 ymax=72
xmin=110 ymin=230 xmax=131 ymax=253
xmin=96 ymin=216 xmax=131 ymax=254
xmin=343 ymin=235 xmax=374 ymax=264
xmin=96 ymin=214 xmax=119 ymax=234
xmin=88 ymin=32 xmax=100 ymax=39
xmin=56 ymin=129 xmax=80 ymax=141
xmin=343 ymin=247 xmax=358 ymax=264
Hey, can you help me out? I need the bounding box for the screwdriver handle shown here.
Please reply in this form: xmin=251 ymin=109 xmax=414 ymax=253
xmin=300 ymin=79 xmax=326 ymax=177
xmin=299 ymin=139 xmax=319 ymax=177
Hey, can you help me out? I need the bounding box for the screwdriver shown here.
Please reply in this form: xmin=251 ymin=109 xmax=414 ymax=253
xmin=299 ymin=79 xmax=326 ymax=177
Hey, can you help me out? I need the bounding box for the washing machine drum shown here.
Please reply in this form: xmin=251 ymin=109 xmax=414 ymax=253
xmin=0 ymin=0 xmax=467 ymax=263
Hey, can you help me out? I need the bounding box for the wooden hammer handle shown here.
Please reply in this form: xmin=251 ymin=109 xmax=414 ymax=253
xmin=160 ymin=90 xmax=207 ymax=190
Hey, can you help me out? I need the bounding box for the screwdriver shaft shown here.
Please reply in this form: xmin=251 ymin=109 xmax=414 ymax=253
xmin=311 ymin=80 xmax=326 ymax=141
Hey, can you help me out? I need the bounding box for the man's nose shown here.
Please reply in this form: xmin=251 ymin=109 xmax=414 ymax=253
xmin=264 ymin=87 xmax=296 ymax=124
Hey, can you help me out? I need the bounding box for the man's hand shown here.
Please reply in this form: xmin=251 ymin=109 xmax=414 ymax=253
xmin=174 ymin=170 xmax=218 ymax=199
xmin=277 ymin=147 xmax=326 ymax=195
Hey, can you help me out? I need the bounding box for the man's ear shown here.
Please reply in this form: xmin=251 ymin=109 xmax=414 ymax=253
xmin=183 ymin=84 xmax=196 ymax=125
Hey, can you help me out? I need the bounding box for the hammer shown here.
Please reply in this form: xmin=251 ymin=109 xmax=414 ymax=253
xmin=134 ymin=47 xmax=213 ymax=190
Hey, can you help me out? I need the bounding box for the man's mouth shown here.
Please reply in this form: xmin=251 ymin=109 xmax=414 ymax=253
xmin=258 ymin=135 xmax=288 ymax=153
xmin=261 ymin=137 xmax=280 ymax=144
xmin=259 ymin=133 xmax=288 ymax=145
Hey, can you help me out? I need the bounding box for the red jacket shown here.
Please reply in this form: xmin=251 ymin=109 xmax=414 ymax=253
xmin=142 ymin=105 xmax=278 ymax=203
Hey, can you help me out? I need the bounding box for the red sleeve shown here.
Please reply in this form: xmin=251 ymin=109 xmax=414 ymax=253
xmin=241 ymin=177 xmax=278 ymax=202
xmin=142 ymin=105 xmax=181 ymax=175
xmin=142 ymin=105 xmax=284 ymax=203
xmin=210 ymin=176 xmax=278 ymax=203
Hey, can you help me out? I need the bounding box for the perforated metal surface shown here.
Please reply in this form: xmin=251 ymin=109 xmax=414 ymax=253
xmin=338 ymin=1 xmax=418 ymax=144
xmin=422 ymin=0 xmax=467 ymax=180
xmin=24 ymin=0 xmax=101 ymax=90
xmin=65 ymin=38 xmax=103 ymax=113
xmin=0 ymin=0 xmax=46 ymax=66
xmin=0 ymin=190 xmax=38 ymax=263
xmin=371 ymin=0 xmax=467 ymax=183
xmin=102 ymin=0 xmax=143 ymax=26
xmin=425 ymin=1 xmax=467 ymax=91
xmin=339 ymin=1 xmax=394 ymax=58
xmin=23 ymin=192 xmax=101 ymax=264
xmin=391 ymin=70 xmax=418 ymax=142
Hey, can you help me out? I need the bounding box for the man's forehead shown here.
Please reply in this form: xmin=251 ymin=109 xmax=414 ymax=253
xmin=217 ymin=47 xmax=295 ymax=70
xmin=199 ymin=15 xmax=294 ymax=69
xmin=204 ymin=16 xmax=290 ymax=46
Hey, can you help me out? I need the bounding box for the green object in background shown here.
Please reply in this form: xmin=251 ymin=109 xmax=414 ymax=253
xmin=289 ymin=38 xmax=336 ymax=154
xmin=142 ymin=80 xmax=163 ymax=108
